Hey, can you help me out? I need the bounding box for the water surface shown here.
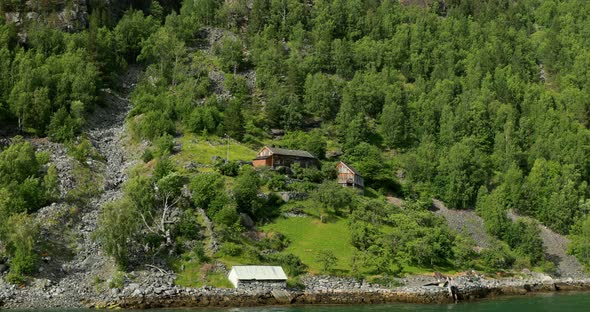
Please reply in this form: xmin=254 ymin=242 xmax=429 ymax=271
xmin=13 ymin=292 xmax=590 ymax=312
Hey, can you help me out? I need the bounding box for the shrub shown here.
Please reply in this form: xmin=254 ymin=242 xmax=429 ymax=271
xmin=2 ymin=213 xmax=39 ymax=284
xmin=141 ymin=149 xmax=154 ymax=163
xmin=190 ymin=173 xmax=228 ymax=216
xmin=480 ymin=242 xmax=515 ymax=271
xmin=95 ymin=199 xmax=140 ymax=269
xmin=220 ymin=242 xmax=242 ymax=257
xmin=175 ymin=209 xmax=201 ymax=240
xmin=43 ymin=164 xmax=60 ymax=201
xmin=68 ymin=138 xmax=93 ymax=163
xmin=259 ymin=232 xmax=290 ymax=251
xmin=154 ymin=133 xmax=175 ymax=156
xmin=316 ymin=250 xmax=337 ymax=274
xmin=267 ymin=173 xmax=287 ymax=191
xmin=130 ymin=111 xmax=175 ymax=141
xmin=48 ymin=107 xmax=80 ymax=143
xmin=568 ymin=216 xmax=590 ymax=269
xmin=214 ymin=159 xmax=239 ymax=176
xmin=263 ymin=253 xmax=307 ymax=276
xmin=153 ymin=156 xmax=175 ymax=180
xmin=213 ymin=203 xmax=239 ymax=227
xmin=108 ymin=271 xmax=125 ymax=289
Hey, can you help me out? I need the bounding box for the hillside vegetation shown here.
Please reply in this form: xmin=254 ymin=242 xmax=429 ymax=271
xmin=2 ymin=0 xmax=590 ymax=286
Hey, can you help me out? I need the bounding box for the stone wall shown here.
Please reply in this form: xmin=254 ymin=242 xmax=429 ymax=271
xmin=302 ymin=276 xmax=381 ymax=291
xmin=237 ymin=280 xmax=286 ymax=291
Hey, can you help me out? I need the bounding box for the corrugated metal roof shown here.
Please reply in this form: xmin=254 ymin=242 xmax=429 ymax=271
xmin=265 ymin=147 xmax=315 ymax=158
xmin=230 ymin=266 xmax=288 ymax=280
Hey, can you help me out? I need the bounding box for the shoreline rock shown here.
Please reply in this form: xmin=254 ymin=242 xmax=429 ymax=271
xmin=2 ymin=271 xmax=590 ymax=309
xmin=97 ymin=276 xmax=590 ymax=310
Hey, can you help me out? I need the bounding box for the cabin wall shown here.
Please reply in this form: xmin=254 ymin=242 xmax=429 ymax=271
xmin=336 ymin=165 xmax=364 ymax=188
xmin=236 ymin=280 xmax=287 ymax=290
xmin=228 ymin=270 xmax=239 ymax=288
xmin=253 ymin=158 xmax=271 ymax=168
xmin=258 ymin=147 xmax=272 ymax=157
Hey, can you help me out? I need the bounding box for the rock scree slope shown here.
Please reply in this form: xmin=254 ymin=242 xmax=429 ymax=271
xmin=0 ymin=66 xmax=141 ymax=309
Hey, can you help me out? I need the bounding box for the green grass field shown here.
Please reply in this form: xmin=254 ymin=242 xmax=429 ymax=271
xmin=173 ymin=133 xmax=257 ymax=165
xmin=262 ymin=216 xmax=355 ymax=274
xmin=175 ymin=260 xmax=233 ymax=288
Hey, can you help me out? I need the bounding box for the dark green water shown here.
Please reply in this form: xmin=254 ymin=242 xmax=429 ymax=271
xmin=12 ymin=292 xmax=590 ymax=311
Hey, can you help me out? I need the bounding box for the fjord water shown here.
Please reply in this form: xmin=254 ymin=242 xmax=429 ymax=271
xmin=13 ymin=292 xmax=590 ymax=312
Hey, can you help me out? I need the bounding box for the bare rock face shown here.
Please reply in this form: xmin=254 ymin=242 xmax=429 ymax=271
xmin=55 ymin=1 xmax=88 ymax=32
xmin=3 ymin=0 xmax=88 ymax=41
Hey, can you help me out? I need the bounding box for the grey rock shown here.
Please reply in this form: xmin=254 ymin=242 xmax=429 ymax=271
xmin=132 ymin=289 xmax=143 ymax=297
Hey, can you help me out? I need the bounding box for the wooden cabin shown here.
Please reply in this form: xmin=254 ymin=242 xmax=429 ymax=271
xmin=253 ymin=146 xmax=319 ymax=169
xmin=228 ymin=265 xmax=287 ymax=289
xmin=336 ymin=161 xmax=364 ymax=189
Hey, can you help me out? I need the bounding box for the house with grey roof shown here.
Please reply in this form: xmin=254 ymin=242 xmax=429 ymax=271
xmin=252 ymin=146 xmax=319 ymax=169
xmin=228 ymin=265 xmax=288 ymax=289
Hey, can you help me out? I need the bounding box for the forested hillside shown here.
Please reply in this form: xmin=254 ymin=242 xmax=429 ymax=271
xmin=2 ymin=0 xmax=590 ymax=287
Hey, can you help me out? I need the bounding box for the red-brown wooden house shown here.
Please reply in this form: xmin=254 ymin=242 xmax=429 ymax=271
xmin=252 ymin=146 xmax=319 ymax=169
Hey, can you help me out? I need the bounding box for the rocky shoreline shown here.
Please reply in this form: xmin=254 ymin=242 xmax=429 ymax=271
xmin=105 ymin=275 xmax=590 ymax=309
xmin=106 ymin=275 xmax=590 ymax=309
xmin=3 ymin=272 xmax=588 ymax=309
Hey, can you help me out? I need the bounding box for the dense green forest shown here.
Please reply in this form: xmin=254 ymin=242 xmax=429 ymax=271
xmin=2 ymin=0 xmax=590 ymax=284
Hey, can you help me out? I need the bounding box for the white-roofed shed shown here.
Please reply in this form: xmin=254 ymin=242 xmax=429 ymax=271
xmin=228 ymin=265 xmax=288 ymax=289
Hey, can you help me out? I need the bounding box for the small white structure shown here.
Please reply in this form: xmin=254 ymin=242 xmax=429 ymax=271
xmin=228 ymin=265 xmax=288 ymax=289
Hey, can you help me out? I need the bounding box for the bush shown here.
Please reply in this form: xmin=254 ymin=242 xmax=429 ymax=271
xmin=154 ymin=134 xmax=174 ymax=156
xmin=190 ymin=173 xmax=228 ymax=216
xmin=186 ymin=106 xmax=221 ymax=134
xmin=219 ymin=242 xmax=242 ymax=257
xmin=214 ymin=159 xmax=239 ymax=177
xmin=267 ymin=173 xmax=287 ymax=191
xmin=263 ymin=253 xmax=307 ymax=276
xmin=480 ymin=242 xmax=516 ymax=271
xmin=568 ymin=216 xmax=590 ymax=269
xmin=316 ymin=250 xmax=338 ymax=274
xmin=66 ymin=164 xmax=102 ymax=204
xmin=213 ymin=203 xmax=239 ymax=227
xmin=259 ymin=232 xmax=290 ymax=251
xmin=141 ymin=149 xmax=154 ymax=163
xmin=95 ymin=199 xmax=140 ymax=269
xmin=2 ymin=213 xmax=39 ymax=283
xmin=48 ymin=107 xmax=80 ymax=143
xmin=108 ymin=271 xmax=125 ymax=289
xmin=68 ymin=138 xmax=94 ymax=163
xmin=452 ymin=234 xmax=477 ymax=269
xmin=130 ymin=111 xmax=175 ymax=141
xmin=43 ymin=164 xmax=60 ymax=201
xmin=176 ymin=209 xmax=201 ymax=240
xmin=153 ymin=156 xmax=175 ymax=180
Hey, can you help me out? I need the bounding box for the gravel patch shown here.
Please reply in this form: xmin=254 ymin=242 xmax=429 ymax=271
xmin=507 ymin=210 xmax=588 ymax=279
xmin=0 ymin=66 xmax=142 ymax=309
xmin=432 ymin=199 xmax=491 ymax=249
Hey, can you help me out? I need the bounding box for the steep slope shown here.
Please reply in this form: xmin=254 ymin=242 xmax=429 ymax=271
xmin=507 ymin=210 xmax=588 ymax=278
xmin=432 ymin=199 xmax=492 ymax=249
xmin=0 ymin=66 xmax=141 ymax=309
